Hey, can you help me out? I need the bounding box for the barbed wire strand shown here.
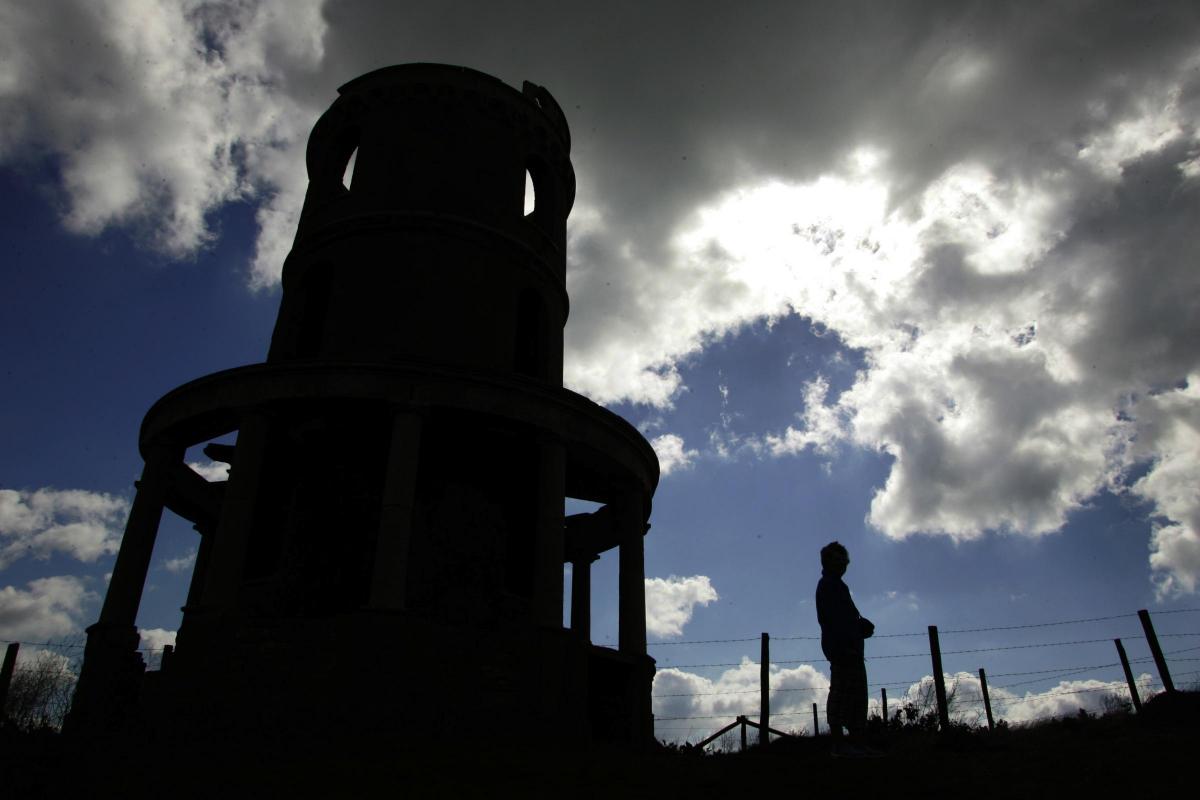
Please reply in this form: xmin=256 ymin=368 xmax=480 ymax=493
xmin=648 ymin=608 xmax=1200 ymax=647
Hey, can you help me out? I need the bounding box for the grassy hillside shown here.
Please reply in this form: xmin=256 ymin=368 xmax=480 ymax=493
xmin=4 ymin=692 xmax=1197 ymax=798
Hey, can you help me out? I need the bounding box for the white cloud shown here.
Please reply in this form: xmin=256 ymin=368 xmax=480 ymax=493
xmin=655 ymin=664 xmax=1155 ymax=743
xmin=653 ymin=658 xmax=829 ymax=742
xmin=188 ymin=460 xmax=230 ymax=482
xmin=0 ymin=0 xmax=324 ymax=281
xmin=650 ymin=434 xmax=698 ymax=477
xmin=0 ymin=576 xmax=96 ymax=641
xmin=888 ymin=671 xmax=1158 ymax=727
xmin=765 ymin=376 xmax=845 ymax=457
xmin=665 ymin=79 xmax=1200 ymax=558
xmin=162 ymin=547 xmax=198 ymax=574
xmin=644 ymin=575 xmax=718 ymax=638
xmin=881 ymin=589 xmax=920 ymax=612
xmin=137 ymin=627 xmax=177 ymax=652
xmin=1127 ymin=377 xmax=1200 ymax=596
xmin=0 ymin=488 xmax=129 ymax=569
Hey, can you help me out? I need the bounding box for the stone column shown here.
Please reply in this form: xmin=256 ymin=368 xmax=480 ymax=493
xmin=200 ymin=411 xmax=270 ymax=608
xmin=533 ymin=438 xmax=566 ymax=628
xmin=369 ymin=410 xmax=423 ymax=609
xmin=617 ymin=488 xmax=648 ymax=657
xmin=68 ymin=443 xmax=178 ymax=734
xmin=184 ymin=520 xmax=216 ymax=609
xmin=570 ymin=553 xmax=599 ymax=643
xmin=98 ymin=444 xmax=179 ymax=627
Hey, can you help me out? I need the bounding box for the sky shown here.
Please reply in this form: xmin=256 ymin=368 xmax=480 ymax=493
xmin=1 ymin=1 xmax=1199 ymax=742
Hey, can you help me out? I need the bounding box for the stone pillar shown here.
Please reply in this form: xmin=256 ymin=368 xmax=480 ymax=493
xmin=617 ymin=489 xmax=647 ymax=657
xmin=68 ymin=444 xmax=178 ymax=735
xmin=99 ymin=445 xmax=178 ymax=626
xmin=369 ymin=410 xmax=423 ymax=609
xmin=184 ymin=520 xmax=216 ymax=609
xmin=533 ymin=438 xmax=566 ymax=629
xmin=570 ymin=553 xmax=598 ymax=643
xmin=200 ymin=411 xmax=270 ymax=608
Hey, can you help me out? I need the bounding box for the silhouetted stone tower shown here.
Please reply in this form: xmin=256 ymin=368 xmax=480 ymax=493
xmin=69 ymin=64 xmax=659 ymax=747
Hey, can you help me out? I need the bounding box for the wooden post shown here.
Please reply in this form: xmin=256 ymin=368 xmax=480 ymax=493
xmin=880 ymin=687 xmax=888 ymax=727
xmin=928 ymin=625 xmax=951 ymax=731
xmin=760 ymin=632 xmax=770 ymax=749
xmin=160 ymin=644 xmax=174 ymax=672
xmin=812 ymin=702 xmax=819 ymax=736
xmin=1115 ymin=638 xmax=1143 ymax=713
xmin=0 ymin=642 xmax=18 ymax=717
xmin=978 ymin=668 xmax=995 ymax=731
xmin=1138 ymin=609 xmax=1175 ymax=694
xmin=739 ymin=715 xmax=747 ymax=752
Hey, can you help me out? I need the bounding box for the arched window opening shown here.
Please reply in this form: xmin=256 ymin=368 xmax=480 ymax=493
xmin=525 ymin=157 xmax=556 ymax=229
xmin=523 ymin=169 xmax=536 ymax=216
xmin=342 ymin=147 xmax=358 ymax=191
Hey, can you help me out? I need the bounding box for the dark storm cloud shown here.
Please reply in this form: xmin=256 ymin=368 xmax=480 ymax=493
xmin=312 ymin=1 xmax=1199 ymax=241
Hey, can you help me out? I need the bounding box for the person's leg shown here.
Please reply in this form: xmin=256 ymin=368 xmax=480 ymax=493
xmin=827 ymin=659 xmax=846 ymax=750
xmin=845 ymin=658 xmax=868 ymax=742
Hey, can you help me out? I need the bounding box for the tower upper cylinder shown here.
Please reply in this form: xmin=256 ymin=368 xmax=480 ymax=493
xmin=268 ymin=64 xmax=576 ymax=384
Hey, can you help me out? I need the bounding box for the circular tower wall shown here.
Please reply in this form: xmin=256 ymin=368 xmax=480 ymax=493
xmin=268 ymin=63 xmax=575 ymax=384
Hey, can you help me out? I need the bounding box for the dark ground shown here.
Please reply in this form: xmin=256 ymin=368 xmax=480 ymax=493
xmin=5 ymin=693 xmax=1197 ymax=798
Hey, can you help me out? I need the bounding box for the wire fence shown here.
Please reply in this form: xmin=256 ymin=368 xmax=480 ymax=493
xmin=645 ymin=607 xmax=1200 ymax=744
xmin=2 ymin=609 xmax=1197 ymax=741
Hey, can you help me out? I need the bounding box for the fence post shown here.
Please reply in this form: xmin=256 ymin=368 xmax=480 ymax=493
xmin=1138 ymin=609 xmax=1175 ymax=694
xmin=812 ymin=702 xmax=819 ymax=736
xmin=1114 ymin=638 xmax=1143 ymax=713
xmin=978 ymin=668 xmax=995 ymax=731
xmin=0 ymin=642 xmax=18 ymax=718
xmin=880 ymin=687 xmax=888 ymax=725
xmin=739 ymin=715 xmax=747 ymax=752
xmin=928 ymin=625 xmax=951 ymax=731
xmin=760 ymin=632 xmax=770 ymax=749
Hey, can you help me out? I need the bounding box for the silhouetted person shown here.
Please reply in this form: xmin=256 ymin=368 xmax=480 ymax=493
xmin=816 ymin=541 xmax=875 ymax=756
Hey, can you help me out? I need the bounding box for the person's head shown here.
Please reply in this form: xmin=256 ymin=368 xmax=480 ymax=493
xmin=820 ymin=541 xmax=849 ymax=575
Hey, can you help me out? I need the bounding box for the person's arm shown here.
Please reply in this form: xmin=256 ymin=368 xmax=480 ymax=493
xmin=844 ymin=583 xmax=873 ymax=639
